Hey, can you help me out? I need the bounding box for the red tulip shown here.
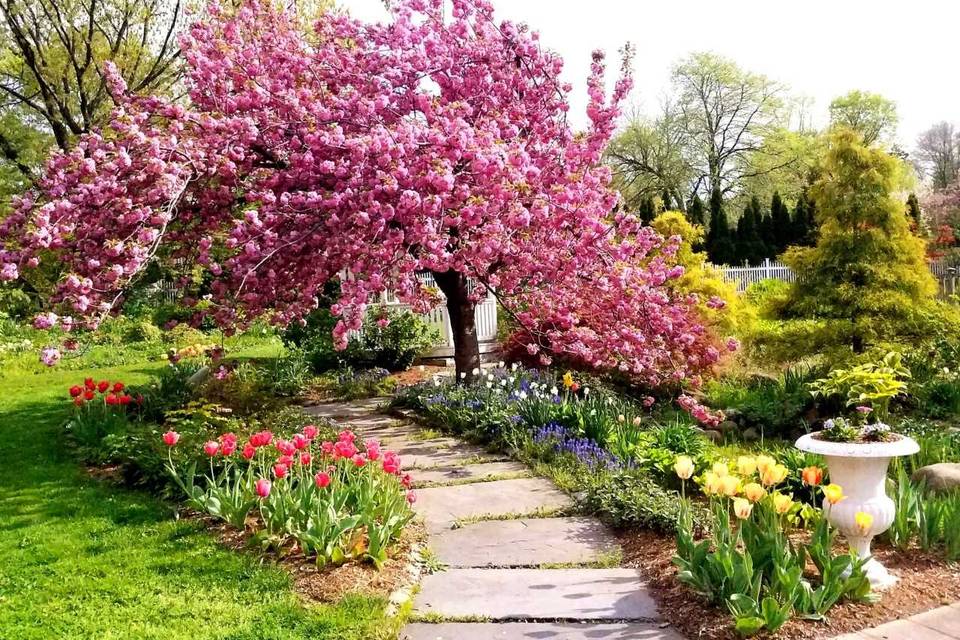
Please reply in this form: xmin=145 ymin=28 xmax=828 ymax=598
xmin=221 ymin=439 xmax=237 ymax=456
xmin=69 ymin=385 xmax=82 ymax=398
xmin=73 ymin=397 xmax=85 ymax=407
xmin=83 ymin=390 xmax=95 ymax=401
xmin=203 ymin=441 xmax=220 ymax=456
xmin=401 ymin=473 xmax=413 ymax=488
xmin=273 ymin=463 xmax=288 ymax=478
xmin=163 ymin=431 xmax=180 ymax=446
xmin=119 ymin=395 xmax=132 ymax=405
xmin=113 ymin=382 xmax=125 ymax=393
xmin=84 ymin=377 xmax=95 ymax=390
xmin=241 ymin=444 xmax=256 ymax=460
xmin=97 ymin=380 xmax=109 ymax=393
xmin=105 ymin=394 xmax=119 ymax=405
xmin=382 ymin=452 xmax=401 ymax=475
xmin=314 ymin=471 xmax=331 ymax=488
xmin=255 ymin=478 xmax=271 ymax=498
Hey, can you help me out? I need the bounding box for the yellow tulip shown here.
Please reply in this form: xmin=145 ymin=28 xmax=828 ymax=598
xmin=737 ymin=456 xmax=757 ymax=476
xmin=755 ymin=454 xmax=776 ymax=475
xmin=562 ymin=372 xmax=575 ymax=389
xmin=711 ymin=461 xmax=729 ymax=477
xmin=703 ymin=472 xmax=722 ymax=495
xmin=743 ymin=482 xmax=766 ymax=503
xmin=761 ymin=464 xmax=789 ymax=487
xmin=772 ymin=493 xmax=794 ymax=514
xmin=854 ymin=511 xmax=874 ymax=535
xmin=719 ymin=475 xmax=741 ymax=497
xmin=823 ymin=483 xmax=845 ymax=505
xmin=733 ymin=497 xmax=753 ymax=519
xmin=674 ymin=455 xmax=695 ymax=480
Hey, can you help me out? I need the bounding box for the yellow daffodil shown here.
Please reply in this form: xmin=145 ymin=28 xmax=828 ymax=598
xmin=733 ymin=498 xmax=753 ymax=519
xmin=562 ymin=372 xmax=575 ymax=389
xmin=737 ymin=456 xmax=757 ymax=476
xmin=772 ymin=493 xmax=794 ymax=514
xmin=743 ymin=482 xmax=766 ymax=503
xmin=823 ymin=483 xmax=845 ymax=505
xmin=674 ymin=455 xmax=695 ymax=480
xmin=711 ymin=461 xmax=729 ymax=477
xmin=719 ymin=475 xmax=741 ymax=497
xmin=854 ymin=511 xmax=874 ymax=535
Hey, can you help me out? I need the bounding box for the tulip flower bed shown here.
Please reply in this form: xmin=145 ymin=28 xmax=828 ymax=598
xmin=164 ymin=426 xmax=415 ymax=568
xmin=66 ymin=377 xmax=140 ymax=455
xmin=673 ymin=455 xmax=873 ymax=636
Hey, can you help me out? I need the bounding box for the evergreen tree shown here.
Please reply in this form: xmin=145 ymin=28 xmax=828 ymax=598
xmin=781 ymin=130 xmax=938 ymax=355
xmin=906 ymin=193 xmax=924 ymax=236
xmin=687 ymin=194 xmax=706 ymax=226
xmin=791 ymin=190 xmax=817 ymax=247
xmin=735 ymin=198 xmax=768 ymax=265
xmin=770 ymin=191 xmax=792 ymax=253
xmin=661 ymin=189 xmax=673 ymax=212
xmin=706 ymin=187 xmax=735 ymax=264
xmin=638 ymin=196 xmax=656 ymax=224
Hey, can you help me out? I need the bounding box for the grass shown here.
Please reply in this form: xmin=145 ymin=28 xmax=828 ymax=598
xmin=0 ymin=343 xmax=393 ymax=640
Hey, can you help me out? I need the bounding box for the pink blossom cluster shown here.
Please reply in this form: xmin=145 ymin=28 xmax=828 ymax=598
xmin=0 ymin=0 xmax=729 ymax=394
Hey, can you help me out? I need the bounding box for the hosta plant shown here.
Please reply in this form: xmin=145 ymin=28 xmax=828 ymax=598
xmin=164 ymin=426 xmax=415 ymax=568
xmin=672 ymin=455 xmax=873 ymax=636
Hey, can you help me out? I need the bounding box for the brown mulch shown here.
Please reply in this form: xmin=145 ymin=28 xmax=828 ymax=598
xmin=388 ymin=365 xmax=449 ymax=387
xmin=618 ymin=529 xmax=960 ymax=640
xmin=207 ymin=514 xmax=427 ymax=604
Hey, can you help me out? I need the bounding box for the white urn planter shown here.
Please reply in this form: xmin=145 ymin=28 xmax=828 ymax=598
xmin=795 ymin=432 xmax=919 ymax=589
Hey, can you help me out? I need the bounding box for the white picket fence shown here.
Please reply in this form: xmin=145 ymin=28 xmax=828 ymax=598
xmin=720 ymin=258 xmax=960 ymax=298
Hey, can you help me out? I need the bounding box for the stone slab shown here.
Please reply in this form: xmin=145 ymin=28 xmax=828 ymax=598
xmin=410 ymin=461 xmax=530 ymax=486
xmin=912 ymin=606 xmax=960 ymax=637
xmin=862 ymin=619 xmax=956 ymax=640
xmin=401 ymin=622 xmax=684 ymax=640
xmin=432 ymin=517 xmax=619 ymax=567
xmin=302 ymin=398 xmax=387 ymax=420
xmin=390 ymin=442 xmax=505 ymax=470
xmin=414 ymin=478 xmax=573 ymax=528
xmin=413 ymin=568 xmax=660 ymax=621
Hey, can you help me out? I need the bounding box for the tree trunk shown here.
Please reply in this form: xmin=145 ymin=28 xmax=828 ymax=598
xmin=432 ymin=270 xmax=480 ymax=384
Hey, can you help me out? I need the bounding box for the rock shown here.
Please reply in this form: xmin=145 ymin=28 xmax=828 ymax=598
xmin=717 ymin=420 xmax=739 ymax=434
xmin=699 ymin=429 xmax=722 ymax=443
xmin=913 ymin=463 xmax=960 ymax=493
xmin=742 ymin=427 xmax=760 ymax=442
xmin=723 ymin=408 xmax=742 ymax=422
xmin=186 ymin=365 xmax=210 ymax=388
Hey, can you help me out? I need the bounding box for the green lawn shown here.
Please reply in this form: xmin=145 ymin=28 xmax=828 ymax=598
xmin=0 ymin=347 xmax=391 ymax=640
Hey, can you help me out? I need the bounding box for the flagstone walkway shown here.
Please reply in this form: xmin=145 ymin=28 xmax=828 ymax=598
xmin=305 ymin=398 xmax=683 ymax=640
xmin=305 ymin=398 xmax=960 ymax=640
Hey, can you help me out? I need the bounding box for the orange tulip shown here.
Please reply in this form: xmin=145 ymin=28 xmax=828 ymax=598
xmin=802 ymin=466 xmax=823 ymax=487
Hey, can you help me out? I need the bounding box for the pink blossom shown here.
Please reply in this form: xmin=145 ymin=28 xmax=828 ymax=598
xmin=40 ymin=347 xmax=61 ymax=367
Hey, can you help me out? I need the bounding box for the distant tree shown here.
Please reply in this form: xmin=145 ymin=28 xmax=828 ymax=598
xmin=687 ymin=193 xmax=705 ymax=226
xmin=706 ymin=187 xmax=735 ymax=265
xmin=828 ymin=91 xmax=898 ymax=146
xmin=735 ymin=196 xmax=769 ymax=265
xmin=781 ymin=130 xmax=936 ymax=355
xmin=672 ymin=52 xmax=786 ymax=196
xmin=660 ymin=189 xmax=673 ymax=212
xmin=906 ymin=193 xmax=924 ymax=235
xmin=638 ymin=197 xmax=656 ymax=224
xmin=915 ymin=122 xmax=959 ymax=189
xmin=770 ymin=191 xmax=792 ymax=253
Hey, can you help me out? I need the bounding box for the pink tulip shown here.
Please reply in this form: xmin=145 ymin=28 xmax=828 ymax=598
xmin=303 ymin=425 xmax=319 ymax=440
xmin=314 ymin=471 xmax=331 ymax=488
xmin=203 ymin=441 xmax=220 ymax=456
xmin=273 ymin=463 xmax=288 ymax=478
xmin=163 ymin=431 xmax=180 ymax=446
xmin=255 ymin=478 xmax=271 ymax=498
xmin=406 ymin=490 xmax=416 ymax=504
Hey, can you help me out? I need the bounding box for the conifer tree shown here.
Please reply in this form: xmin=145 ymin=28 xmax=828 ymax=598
xmin=687 ymin=194 xmax=706 ymax=226
xmin=770 ymin=191 xmax=792 ymax=253
xmin=661 ymin=189 xmax=673 ymax=212
xmin=638 ymin=197 xmax=656 ymax=224
xmin=706 ymin=187 xmax=735 ymax=264
xmin=906 ymin=193 xmax=924 ymax=236
xmin=781 ymin=130 xmax=938 ymax=355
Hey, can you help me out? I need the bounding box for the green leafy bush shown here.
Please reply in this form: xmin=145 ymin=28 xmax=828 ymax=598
xmin=122 ymin=319 xmax=164 ymax=344
xmin=268 ymin=349 xmax=313 ymax=397
xmin=809 ymin=351 xmax=910 ymax=420
xmin=315 ymin=367 xmax=396 ymax=400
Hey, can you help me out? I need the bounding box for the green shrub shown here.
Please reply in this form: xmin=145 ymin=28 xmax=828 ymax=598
xmin=0 ymin=284 xmax=34 ymax=319
xmin=122 ymin=319 xmax=164 ymax=344
xmin=809 ymin=351 xmax=910 ymax=421
xmin=315 ymin=367 xmax=396 ymax=400
xmin=581 ymin=466 xmax=701 ymax=532
xmin=268 ymin=349 xmax=313 ymax=397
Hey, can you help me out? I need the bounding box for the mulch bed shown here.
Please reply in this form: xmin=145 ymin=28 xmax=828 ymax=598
xmin=618 ymin=529 xmax=960 ymax=639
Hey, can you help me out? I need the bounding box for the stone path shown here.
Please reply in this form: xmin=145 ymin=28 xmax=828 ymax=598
xmin=306 ymin=399 xmax=682 ymax=640
xmin=306 ymin=398 xmax=960 ymax=640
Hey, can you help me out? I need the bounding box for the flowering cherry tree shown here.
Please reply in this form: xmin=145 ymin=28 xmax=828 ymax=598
xmin=0 ymin=0 xmax=726 ymax=402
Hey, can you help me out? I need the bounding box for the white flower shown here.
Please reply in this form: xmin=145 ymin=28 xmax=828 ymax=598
xmin=509 ymin=376 xmax=516 ymax=384
xmin=494 ymin=388 xmax=502 ymax=394
xmin=487 ymin=373 xmax=495 ymax=381
xmin=486 ymin=382 xmax=493 ymax=388
xmin=433 ymin=377 xmax=441 ymax=387
xmin=498 ymin=361 xmax=505 ymax=368
xmin=460 ymin=372 xmax=466 ymax=379
xmin=518 ymin=391 xmax=527 ymax=400
xmin=512 ymin=362 xmax=519 ymax=371
xmin=500 ymin=379 xmax=507 ymax=387
xmin=418 ymin=365 xmax=425 ymax=372
xmin=472 ymin=367 xmax=480 ymax=375
xmin=550 ymin=386 xmax=558 ymax=396
xmin=584 ymin=387 xmax=591 ymax=396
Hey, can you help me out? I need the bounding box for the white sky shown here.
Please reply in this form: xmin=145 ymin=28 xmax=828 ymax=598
xmin=338 ymin=0 xmax=958 ymax=150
